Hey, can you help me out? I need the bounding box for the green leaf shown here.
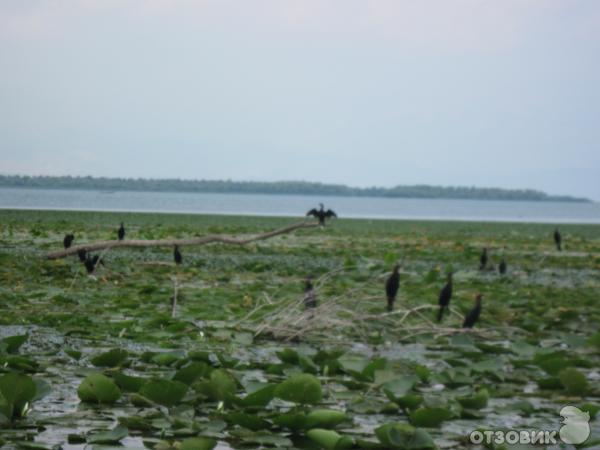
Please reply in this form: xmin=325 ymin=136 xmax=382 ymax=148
xmin=179 ymin=437 xmax=217 ymax=450
xmin=1 ymin=334 xmax=28 ymax=354
xmin=226 ymin=412 xmax=270 ymax=431
xmin=240 ymin=384 xmax=276 ymax=408
xmin=77 ymin=373 xmax=121 ymax=404
xmin=274 ymin=373 xmax=323 ymax=405
xmin=559 ymin=368 xmax=589 ymax=395
xmin=87 ymin=425 xmax=128 ymax=444
xmin=90 ymin=348 xmax=128 ymax=367
xmin=456 ymin=388 xmax=489 ymax=410
xmin=307 ymin=429 xmax=354 ymax=450
xmin=409 ymin=407 xmax=452 ymax=427
xmin=306 ymin=409 xmax=350 ymax=429
xmin=0 ymin=372 xmax=36 ymax=419
xmin=139 ymin=379 xmax=188 ymax=407
xmin=173 ymin=362 xmax=212 ymax=385
xmin=375 ymin=423 xmax=436 ymax=449
xmin=113 ymin=372 xmax=146 ymax=393
xmin=382 ymin=376 xmax=417 ymax=401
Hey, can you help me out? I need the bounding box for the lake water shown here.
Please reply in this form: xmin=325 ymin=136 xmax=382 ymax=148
xmin=0 ymin=187 xmax=599 ymax=224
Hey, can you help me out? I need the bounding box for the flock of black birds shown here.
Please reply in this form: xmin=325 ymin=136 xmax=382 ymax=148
xmin=60 ymin=205 xmax=565 ymax=331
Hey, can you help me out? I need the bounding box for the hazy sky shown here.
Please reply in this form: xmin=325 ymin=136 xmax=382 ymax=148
xmin=1 ymin=1 xmax=599 ymax=199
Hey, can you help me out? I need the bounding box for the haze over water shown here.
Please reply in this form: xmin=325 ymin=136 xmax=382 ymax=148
xmin=1 ymin=188 xmax=599 ymax=224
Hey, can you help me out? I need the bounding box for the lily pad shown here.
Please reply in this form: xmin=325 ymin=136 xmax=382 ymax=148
xmin=307 ymin=428 xmax=354 ymax=450
xmin=274 ymin=373 xmax=322 ymax=405
xmin=77 ymin=373 xmax=121 ymax=404
xmin=139 ymin=379 xmax=188 ymax=407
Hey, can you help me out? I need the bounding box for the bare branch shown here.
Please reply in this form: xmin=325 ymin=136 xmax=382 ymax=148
xmin=45 ymin=220 xmax=320 ymax=259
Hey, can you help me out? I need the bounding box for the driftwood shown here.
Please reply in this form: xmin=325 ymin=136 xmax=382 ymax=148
xmin=45 ymin=220 xmax=320 ymax=260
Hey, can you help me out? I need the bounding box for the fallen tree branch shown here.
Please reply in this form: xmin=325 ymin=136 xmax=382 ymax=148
xmin=44 ymin=220 xmax=320 ymax=259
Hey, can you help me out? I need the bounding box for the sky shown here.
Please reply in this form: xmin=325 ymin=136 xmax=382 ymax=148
xmin=0 ymin=1 xmax=599 ymax=200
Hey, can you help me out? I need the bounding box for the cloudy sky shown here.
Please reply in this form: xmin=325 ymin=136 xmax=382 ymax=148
xmin=1 ymin=1 xmax=599 ymax=199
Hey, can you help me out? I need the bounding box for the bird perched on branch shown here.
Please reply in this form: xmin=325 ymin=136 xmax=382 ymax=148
xmin=306 ymin=203 xmax=337 ymax=226
xmin=437 ymin=272 xmax=453 ymax=322
xmin=499 ymin=258 xmax=507 ymax=275
xmin=479 ymin=248 xmax=488 ymax=270
xmin=463 ymin=294 xmax=483 ymax=328
xmin=385 ymin=264 xmax=400 ymax=312
xmin=118 ymin=222 xmax=125 ymax=241
xmin=77 ymin=248 xmax=87 ymax=262
xmin=303 ymin=276 xmax=317 ymax=309
xmin=63 ymin=234 xmax=74 ymax=249
xmin=554 ymin=228 xmax=562 ymax=251
xmin=174 ymin=245 xmax=182 ymax=265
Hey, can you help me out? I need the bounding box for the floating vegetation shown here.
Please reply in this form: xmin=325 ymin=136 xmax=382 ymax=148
xmin=0 ymin=209 xmax=598 ymax=449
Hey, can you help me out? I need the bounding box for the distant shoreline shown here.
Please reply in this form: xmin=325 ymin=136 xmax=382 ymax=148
xmin=0 ymin=175 xmax=591 ymax=203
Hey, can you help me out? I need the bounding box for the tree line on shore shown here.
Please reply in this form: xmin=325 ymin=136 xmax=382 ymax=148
xmin=0 ymin=175 xmax=589 ymax=202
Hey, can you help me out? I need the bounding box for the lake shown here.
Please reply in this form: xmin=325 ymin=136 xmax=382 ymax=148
xmin=0 ymin=187 xmax=599 ymax=223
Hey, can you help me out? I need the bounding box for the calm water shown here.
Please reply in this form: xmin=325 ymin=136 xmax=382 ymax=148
xmin=0 ymin=187 xmax=599 ymax=224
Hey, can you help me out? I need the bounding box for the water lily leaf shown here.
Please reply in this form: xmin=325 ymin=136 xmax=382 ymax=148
xmin=0 ymin=372 xmax=36 ymax=420
xmin=382 ymin=376 xmax=417 ymax=401
xmin=537 ymin=377 xmax=563 ymax=390
xmin=277 ymin=348 xmax=299 ymax=364
xmin=1 ymin=334 xmax=28 ymax=354
xmin=151 ymin=352 xmax=184 ymax=366
xmin=113 ymin=372 xmax=146 ymax=393
xmin=90 ymin=348 xmax=128 ymax=367
xmin=173 ymin=362 xmax=212 ymax=385
xmin=87 ymin=425 xmax=128 ymax=444
xmin=307 ymin=429 xmax=354 ymax=450
xmin=32 ymin=378 xmax=51 ymax=402
xmin=456 ymin=388 xmax=489 ymax=410
xmin=272 ymin=411 xmax=309 ymax=431
xmin=226 ymin=412 xmax=270 ymax=431
xmin=375 ymin=423 xmax=436 ymax=449
xmin=274 ymin=373 xmax=322 ymax=405
xmin=139 ymin=379 xmax=188 ymax=407
xmin=409 ymin=407 xmax=452 ymax=427
xmin=179 ymin=437 xmax=217 ymax=450
xmin=240 ymin=384 xmax=276 ymax=408
xmin=395 ymin=395 xmax=424 ymax=411
xmin=77 ymin=373 xmax=121 ymax=404
xmin=306 ymin=409 xmax=350 ymax=429
xmin=559 ymin=368 xmax=589 ymax=395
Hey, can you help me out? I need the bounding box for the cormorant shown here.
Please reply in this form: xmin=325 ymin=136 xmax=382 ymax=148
xmin=174 ymin=245 xmax=182 ymax=265
xmin=303 ymin=276 xmax=317 ymax=309
xmin=84 ymin=254 xmax=101 ymax=274
xmin=499 ymin=258 xmax=507 ymax=275
xmin=437 ymin=272 xmax=453 ymax=322
xmin=463 ymin=294 xmax=483 ymax=328
xmin=63 ymin=234 xmax=74 ymax=249
xmin=77 ymin=248 xmax=87 ymax=262
xmin=118 ymin=222 xmax=125 ymax=241
xmin=385 ymin=264 xmax=400 ymax=312
xmin=479 ymin=248 xmax=488 ymax=270
xmin=306 ymin=203 xmax=337 ymax=226
xmin=554 ymin=228 xmax=562 ymax=251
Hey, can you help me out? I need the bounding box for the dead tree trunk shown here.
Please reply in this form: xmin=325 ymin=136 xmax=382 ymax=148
xmin=45 ymin=220 xmax=320 ymax=260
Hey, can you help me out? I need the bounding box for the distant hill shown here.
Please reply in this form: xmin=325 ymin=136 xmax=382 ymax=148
xmin=0 ymin=175 xmax=590 ymax=202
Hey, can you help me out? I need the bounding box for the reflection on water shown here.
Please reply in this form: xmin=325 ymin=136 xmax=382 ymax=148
xmin=0 ymin=187 xmax=599 ymax=223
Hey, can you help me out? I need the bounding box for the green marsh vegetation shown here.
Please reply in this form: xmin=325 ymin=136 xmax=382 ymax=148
xmin=0 ymin=209 xmax=599 ymax=449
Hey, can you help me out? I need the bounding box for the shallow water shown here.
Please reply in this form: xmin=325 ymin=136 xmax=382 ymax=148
xmin=1 ymin=187 xmax=600 ymax=223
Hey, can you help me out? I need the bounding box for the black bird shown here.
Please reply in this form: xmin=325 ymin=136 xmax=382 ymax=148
xmin=84 ymin=254 xmax=101 ymax=274
xmin=118 ymin=222 xmax=125 ymax=241
xmin=63 ymin=234 xmax=75 ymax=249
xmin=463 ymin=294 xmax=483 ymax=328
xmin=174 ymin=245 xmax=182 ymax=265
xmin=77 ymin=248 xmax=87 ymax=262
xmin=303 ymin=276 xmax=317 ymax=309
xmin=479 ymin=248 xmax=488 ymax=270
xmin=385 ymin=264 xmax=400 ymax=312
xmin=554 ymin=228 xmax=562 ymax=251
xmin=499 ymin=258 xmax=507 ymax=275
xmin=437 ymin=272 xmax=453 ymax=322
xmin=306 ymin=203 xmax=337 ymax=226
